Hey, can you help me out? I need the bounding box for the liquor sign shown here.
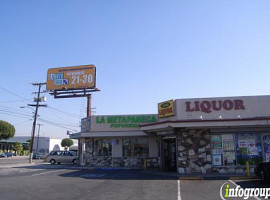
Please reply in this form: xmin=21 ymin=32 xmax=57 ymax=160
xmin=158 ymin=100 xmax=175 ymax=118
xmin=47 ymin=65 xmax=96 ymax=91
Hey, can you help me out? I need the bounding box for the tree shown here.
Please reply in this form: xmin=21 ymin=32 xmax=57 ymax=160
xmin=12 ymin=142 xmax=23 ymax=155
xmin=61 ymin=138 xmax=74 ymax=150
xmin=0 ymin=120 xmax=15 ymax=140
xmin=24 ymin=139 xmax=31 ymax=151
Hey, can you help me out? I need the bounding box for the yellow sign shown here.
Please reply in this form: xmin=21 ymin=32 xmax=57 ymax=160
xmin=47 ymin=65 xmax=96 ymax=91
xmin=158 ymin=100 xmax=175 ymax=118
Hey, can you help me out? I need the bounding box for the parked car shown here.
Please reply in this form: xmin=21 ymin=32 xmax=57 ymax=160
xmin=45 ymin=151 xmax=78 ymax=165
xmin=5 ymin=152 xmax=14 ymax=157
xmin=32 ymin=153 xmax=42 ymax=159
xmin=0 ymin=153 xmax=7 ymax=158
xmin=254 ymin=162 xmax=270 ymax=182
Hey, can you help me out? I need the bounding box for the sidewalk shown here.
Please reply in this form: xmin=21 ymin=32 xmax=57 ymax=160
xmin=142 ymin=168 xmax=258 ymax=180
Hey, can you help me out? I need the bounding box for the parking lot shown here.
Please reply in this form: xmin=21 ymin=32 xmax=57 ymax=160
xmin=0 ymin=157 xmax=269 ymax=200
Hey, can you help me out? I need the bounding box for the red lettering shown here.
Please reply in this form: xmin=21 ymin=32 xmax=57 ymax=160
xmin=234 ymin=99 xmax=245 ymax=110
xmin=223 ymin=100 xmax=234 ymax=110
xmin=194 ymin=101 xmax=200 ymax=111
xmin=212 ymin=100 xmax=222 ymax=111
xmin=200 ymin=101 xmax=211 ymax=113
xmin=185 ymin=99 xmax=246 ymax=113
xmin=185 ymin=102 xmax=194 ymax=112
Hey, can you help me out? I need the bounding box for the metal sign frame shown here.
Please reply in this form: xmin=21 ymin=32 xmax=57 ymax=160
xmin=49 ymin=88 xmax=100 ymax=99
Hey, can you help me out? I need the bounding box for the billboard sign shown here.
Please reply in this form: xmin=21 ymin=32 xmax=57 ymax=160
xmin=158 ymin=100 xmax=175 ymax=118
xmin=47 ymin=65 xmax=96 ymax=91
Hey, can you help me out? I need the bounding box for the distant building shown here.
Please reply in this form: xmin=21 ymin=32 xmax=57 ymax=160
xmin=0 ymin=136 xmax=65 ymax=153
xmin=32 ymin=137 xmax=64 ymax=154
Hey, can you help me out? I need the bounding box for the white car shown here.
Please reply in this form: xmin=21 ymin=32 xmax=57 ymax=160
xmin=45 ymin=151 xmax=78 ymax=165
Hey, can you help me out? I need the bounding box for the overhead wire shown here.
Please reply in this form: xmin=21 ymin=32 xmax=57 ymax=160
xmin=0 ymin=85 xmax=31 ymax=102
xmin=47 ymin=105 xmax=81 ymax=118
xmin=46 ymin=108 xmax=80 ymax=127
xmin=38 ymin=118 xmax=79 ymax=132
xmin=0 ymin=86 xmax=81 ymax=132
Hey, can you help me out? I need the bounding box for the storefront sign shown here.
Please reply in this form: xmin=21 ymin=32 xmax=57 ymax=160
xmin=185 ymin=99 xmax=245 ymax=113
xmin=81 ymin=118 xmax=91 ymax=132
xmin=96 ymin=115 xmax=157 ymax=128
xmin=158 ymin=100 xmax=175 ymax=118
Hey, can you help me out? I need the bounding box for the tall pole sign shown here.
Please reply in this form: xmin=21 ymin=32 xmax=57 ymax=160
xmin=47 ymin=64 xmax=100 ymax=116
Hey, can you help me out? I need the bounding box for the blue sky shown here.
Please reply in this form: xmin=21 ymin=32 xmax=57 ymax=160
xmin=0 ymin=0 xmax=270 ymax=139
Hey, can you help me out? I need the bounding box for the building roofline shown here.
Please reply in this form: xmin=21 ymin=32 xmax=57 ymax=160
xmin=140 ymin=116 xmax=270 ymax=127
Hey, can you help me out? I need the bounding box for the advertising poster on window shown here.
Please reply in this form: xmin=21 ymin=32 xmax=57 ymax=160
xmin=222 ymin=134 xmax=235 ymax=151
xmin=211 ymin=135 xmax=223 ymax=166
xmin=238 ymin=139 xmax=258 ymax=156
xmin=266 ymin=153 xmax=270 ymax=162
xmin=212 ymin=135 xmax=222 ymax=148
xmin=212 ymin=154 xmax=222 ymax=166
xmin=263 ymin=135 xmax=270 ymax=162
xmin=236 ymin=133 xmax=263 ymax=165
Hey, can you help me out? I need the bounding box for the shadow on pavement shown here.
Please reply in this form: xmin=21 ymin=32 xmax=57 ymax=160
xmin=234 ymin=179 xmax=270 ymax=188
xmin=59 ymin=169 xmax=179 ymax=180
xmin=14 ymin=163 xmax=77 ymax=170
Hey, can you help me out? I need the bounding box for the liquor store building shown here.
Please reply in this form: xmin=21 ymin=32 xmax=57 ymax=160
xmin=71 ymin=95 xmax=270 ymax=174
xmin=141 ymin=95 xmax=270 ymax=174
xmin=70 ymin=114 xmax=161 ymax=168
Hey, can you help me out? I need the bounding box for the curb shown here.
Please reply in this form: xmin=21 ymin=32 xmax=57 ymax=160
xmin=229 ymin=176 xmax=257 ymax=180
xmin=178 ymin=176 xmax=257 ymax=180
xmin=179 ymin=176 xmax=203 ymax=180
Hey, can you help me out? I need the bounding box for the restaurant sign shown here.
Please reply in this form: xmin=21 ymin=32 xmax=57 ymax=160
xmin=96 ymin=115 xmax=157 ymax=128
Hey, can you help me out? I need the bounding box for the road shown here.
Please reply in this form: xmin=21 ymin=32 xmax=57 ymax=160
xmin=0 ymin=157 xmax=269 ymax=200
xmin=0 ymin=156 xmax=43 ymax=166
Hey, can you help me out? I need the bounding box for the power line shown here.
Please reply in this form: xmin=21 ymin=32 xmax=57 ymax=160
xmin=46 ymin=108 xmax=80 ymax=126
xmin=13 ymin=120 xmax=32 ymax=126
xmin=38 ymin=117 xmax=80 ymax=128
xmin=0 ymin=105 xmax=33 ymax=115
xmin=47 ymin=105 xmax=81 ymax=118
xmin=0 ymin=86 xmax=31 ymax=102
xmin=0 ymin=100 xmax=24 ymax=104
xmin=0 ymin=110 xmax=33 ymax=119
xmin=38 ymin=118 xmax=79 ymax=132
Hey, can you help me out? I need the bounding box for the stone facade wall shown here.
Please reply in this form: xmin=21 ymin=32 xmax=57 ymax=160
xmin=82 ymin=138 xmax=159 ymax=168
xmin=177 ymin=129 xmax=212 ymax=174
xmin=212 ymin=166 xmax=255 ymax=174
xmin=84 ymin=156 xmax=159 ymax=168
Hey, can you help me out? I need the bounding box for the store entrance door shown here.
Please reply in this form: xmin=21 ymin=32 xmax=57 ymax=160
xmin=163 ymin=138 xmax=177 ymax=172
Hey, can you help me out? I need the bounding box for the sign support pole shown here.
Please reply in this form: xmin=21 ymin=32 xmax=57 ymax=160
xmin=87 ymin=95 xmax=92 ymax=117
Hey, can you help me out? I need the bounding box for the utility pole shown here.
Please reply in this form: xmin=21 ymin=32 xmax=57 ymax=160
xmin=36 ymin=124 xmax=42 ymax=154
xmin=28 ymin=82 xmax=47 ymax=164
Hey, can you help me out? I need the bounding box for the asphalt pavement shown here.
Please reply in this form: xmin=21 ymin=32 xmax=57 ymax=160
xmin=0 ymin=157 xmax=268 ymax=200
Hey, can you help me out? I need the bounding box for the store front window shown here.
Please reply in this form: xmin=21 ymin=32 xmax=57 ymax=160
xmin=236 ymin=133 xmax=263 ymax=165
xmin=94 ymin=139 xmax=112 ymax=156
xmin=211 ymin=133 xmax=263 ymax=166
xmin=123 ymin=137 xmax=149 ymax=157
xmin=211 ymin=134 xmax=236 ymax=166
xmin=263 ymin=134 xmax=270 ymax=162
